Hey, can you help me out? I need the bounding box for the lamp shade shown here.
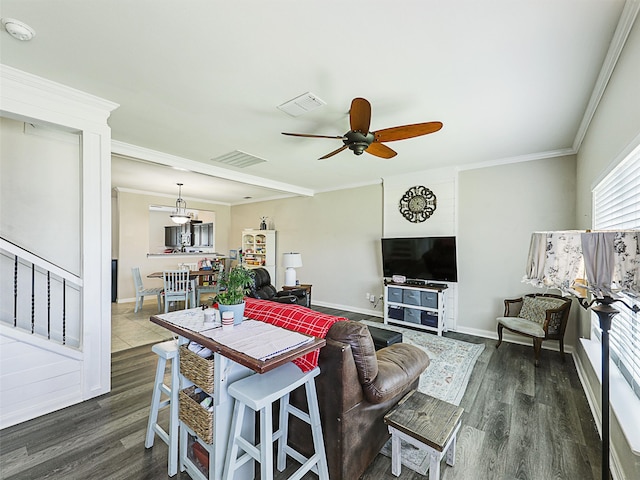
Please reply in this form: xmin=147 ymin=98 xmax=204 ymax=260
xmin=170 ymin=183 xmax=190 ymax=224
xmin=282 ymin=253 xmax=303 ymax=269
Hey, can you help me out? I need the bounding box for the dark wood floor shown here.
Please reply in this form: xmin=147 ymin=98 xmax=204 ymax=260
xmin=0 ymin=306 xmax=602 ymax=480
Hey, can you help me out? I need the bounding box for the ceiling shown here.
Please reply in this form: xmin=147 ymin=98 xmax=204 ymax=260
xmin=0 ymin=1 xmax=635 ymax=204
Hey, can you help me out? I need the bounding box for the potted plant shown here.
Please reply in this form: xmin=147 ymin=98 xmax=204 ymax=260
xmin=214 ymin=265 xmax=255 ymax=325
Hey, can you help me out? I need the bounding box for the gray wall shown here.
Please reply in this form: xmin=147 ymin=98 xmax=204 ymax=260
xmin=231 ymin=185 xmax=384 ymax=314
xmin=574 ymin=16 xmax=640 ymax=480
xmin=458 ymin=156 xmax=577 ymax=338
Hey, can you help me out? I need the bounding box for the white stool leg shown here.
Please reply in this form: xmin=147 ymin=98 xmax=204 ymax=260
xmin=145 ymin=356 xmax=167 ymax=448
xmin=429 ymin=451 xmax=441 ymax=480
xmin=276 ymin=393 xmax=290 ymax=472
xmin=223 ymin=400 xmax=246 ymax=480
xmin=305 ymin=378 xmax=329 ymax=480
xmin=446 ymin=433 xmax=457 ymax=466
xmin=167 ymin=354 xmax=179 ymax=476
xmin=179 ymin=422 xmax=188 ymax=472
xmin=390 ymin=431 xmax=401 ymax=477
xmin=259 ymin=405 xmax=274 ymax=480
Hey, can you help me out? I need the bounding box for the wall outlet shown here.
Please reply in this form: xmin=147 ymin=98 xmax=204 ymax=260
xmin=365 ymin=292 xmax=371 ymax=300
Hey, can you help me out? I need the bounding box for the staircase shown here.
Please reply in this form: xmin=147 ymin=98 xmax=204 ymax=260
xmin=0 ymin=237 xmax=89 ymax=429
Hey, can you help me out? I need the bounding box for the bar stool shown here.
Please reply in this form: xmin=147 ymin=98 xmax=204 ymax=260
xmin=223 ymin=362 xmax=329 ymax=480
xmin=145 ymin=340 xmax=180 ymax=477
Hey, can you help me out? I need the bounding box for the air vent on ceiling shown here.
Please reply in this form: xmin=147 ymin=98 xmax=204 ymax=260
xmin=277 ymin=92 xmax=326 ymax=117
xmin=209 ymin=150 xmax=267 ymax=168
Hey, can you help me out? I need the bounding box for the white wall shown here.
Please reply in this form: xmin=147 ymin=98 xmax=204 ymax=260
xmin=0 ymin=118 xmax=81 ymax=275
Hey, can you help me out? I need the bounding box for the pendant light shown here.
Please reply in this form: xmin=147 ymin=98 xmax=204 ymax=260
xmin=170 ymin=183 xmax=191 ymax=224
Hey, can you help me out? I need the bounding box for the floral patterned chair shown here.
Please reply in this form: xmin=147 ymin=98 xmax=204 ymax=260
xmin=496 ymin=293 xmax=572 ymax=366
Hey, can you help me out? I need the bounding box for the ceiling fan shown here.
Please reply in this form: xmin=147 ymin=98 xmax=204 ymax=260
xmin=282 ymin=97 xmax=443 ymax=160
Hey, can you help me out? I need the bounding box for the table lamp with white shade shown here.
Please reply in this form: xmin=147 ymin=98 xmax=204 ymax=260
xmin=283 ymin=252 xmax=303 ymax=286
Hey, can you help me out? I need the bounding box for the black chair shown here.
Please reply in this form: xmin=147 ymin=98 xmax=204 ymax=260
xmin=249 ymin=268 xmax=308 ymax=305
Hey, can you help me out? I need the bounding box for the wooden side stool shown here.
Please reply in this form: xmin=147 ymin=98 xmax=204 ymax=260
xmin=384 ymin=390 xmax=464 ymax=480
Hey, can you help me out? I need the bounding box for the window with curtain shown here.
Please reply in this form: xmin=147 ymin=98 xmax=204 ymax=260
xmin=593 ymin=144 xmax=640 ymax=399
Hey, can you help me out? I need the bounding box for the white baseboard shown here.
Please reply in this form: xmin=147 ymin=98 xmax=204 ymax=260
xmin=311 ymin=300 xmax=383 ymax=318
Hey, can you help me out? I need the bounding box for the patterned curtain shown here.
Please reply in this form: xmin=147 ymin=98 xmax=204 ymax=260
xmin=522 ymin=230 xmax=640 ymax=298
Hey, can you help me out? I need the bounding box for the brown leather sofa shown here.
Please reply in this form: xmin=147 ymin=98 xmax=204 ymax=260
xmin=287 ymin=320 xmax=430 ymax=480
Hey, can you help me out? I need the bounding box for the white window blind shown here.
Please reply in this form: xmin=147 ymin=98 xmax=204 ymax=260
xmin=593 ymin=146 xmax=640 ymax=399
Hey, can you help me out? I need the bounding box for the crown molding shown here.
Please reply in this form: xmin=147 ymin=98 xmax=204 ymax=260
xmin=0 ymin=64 xmax=118 ymax=127
xmin=572 ymin=0 xmax=640 ymax=152
xmin=456 ymin=147 xmax=576 ymax=172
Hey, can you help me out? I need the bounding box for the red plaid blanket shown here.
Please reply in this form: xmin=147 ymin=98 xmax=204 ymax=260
xmin=243 ymin=298 xmax=346 ymax=372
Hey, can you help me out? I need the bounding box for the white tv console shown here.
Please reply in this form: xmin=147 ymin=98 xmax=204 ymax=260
xmin=383 ymin=280 xmax=448 ymax=336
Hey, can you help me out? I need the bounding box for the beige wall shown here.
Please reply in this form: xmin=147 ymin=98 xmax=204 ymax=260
xmin=230 ymin=185 xmax=384 ymax=314
xmin=574 ymin=17 xmax=640 ymax=480
xmin=115 ymin=190 xmax=231 ymax=301
xmin=458 ymin=156 xmax=578 ymax=338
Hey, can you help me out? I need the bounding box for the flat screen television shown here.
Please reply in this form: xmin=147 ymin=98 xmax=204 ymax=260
xmin=381 ymin=236 xmax=458 ymax=283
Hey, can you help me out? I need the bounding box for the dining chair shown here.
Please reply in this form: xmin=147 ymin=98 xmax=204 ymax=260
xmin=162 ymin=270 xmax=191 ymax=312
xmin=132 ymin=267 xmax=163 ymax=313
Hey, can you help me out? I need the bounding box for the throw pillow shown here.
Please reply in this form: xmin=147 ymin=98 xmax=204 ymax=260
xmin=519 ymin=296 xmax=565 ymax=325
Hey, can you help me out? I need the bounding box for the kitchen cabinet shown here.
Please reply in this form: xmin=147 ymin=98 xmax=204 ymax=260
xmin=164 ymin=225 xmax=182 ymax=248
xmin=192 ymin=223 xmax=213 ymax=247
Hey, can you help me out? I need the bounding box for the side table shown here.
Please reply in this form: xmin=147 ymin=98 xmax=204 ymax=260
xmin=384 ymin=390 xmax=464 ymax=479
xmin=282 ymin=283 xmax=312 ymax=308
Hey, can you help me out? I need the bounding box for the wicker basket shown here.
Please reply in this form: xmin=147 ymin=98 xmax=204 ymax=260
xmin=179 ymin=386 xmax=214 ymax=444
xmin=180 ymin=345 xmax=215 ymax=394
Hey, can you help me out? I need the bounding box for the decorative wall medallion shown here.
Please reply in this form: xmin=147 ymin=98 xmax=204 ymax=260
xmin=399 ymin=185 xmax=437 ymax=223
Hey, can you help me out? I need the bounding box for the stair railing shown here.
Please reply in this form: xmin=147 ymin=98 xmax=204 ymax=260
xmin=0 ymin=237 xmax=82 ymax=348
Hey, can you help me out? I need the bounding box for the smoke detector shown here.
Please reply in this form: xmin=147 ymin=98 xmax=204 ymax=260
xmin=2 ymin=18 xmax=36 ymax=41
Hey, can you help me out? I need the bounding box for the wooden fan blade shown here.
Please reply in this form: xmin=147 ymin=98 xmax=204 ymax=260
xmin=373 ymin=121 xmax=443 ymax=142
xmin=282 ymin=132 xmax=346 ymax=140
xmin=349 ymin=98 xmax=371 ymax=134
xmin=319 ymin=145 xmax=348 ymax=160
xmin=366 ymin=142 xmax=397 ymax=159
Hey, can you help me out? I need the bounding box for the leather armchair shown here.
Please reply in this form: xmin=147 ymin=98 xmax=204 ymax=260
xmin=248 ymin=267 xmax=307 ymax=305
xmin=287 ymin=320 xmax=430 ymax=480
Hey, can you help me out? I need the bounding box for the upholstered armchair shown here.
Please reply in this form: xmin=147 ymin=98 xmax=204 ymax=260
xmin=248 ymin=267 xmax=307 ymax=305
xmin=496 ymin=293 xmax=572 ymax=366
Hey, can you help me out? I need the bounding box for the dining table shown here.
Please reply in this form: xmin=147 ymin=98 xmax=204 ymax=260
xmin=150 ymin=308 xmax=326 ymax=480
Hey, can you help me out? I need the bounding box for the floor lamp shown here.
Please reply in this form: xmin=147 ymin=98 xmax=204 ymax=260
xmin=523 ymin=230 xmax=640 ymax=480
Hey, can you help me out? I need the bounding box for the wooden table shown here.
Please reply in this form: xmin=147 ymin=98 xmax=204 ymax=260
xmin=148 ymin=270 xmax=216 ymax=279
xmin=150 ymin=309 xmax=326 ymax=480
xmin=151 ymin=312 xmax=324 ymax=374
xmin=384 ymin=390 xmax=464 ymax=479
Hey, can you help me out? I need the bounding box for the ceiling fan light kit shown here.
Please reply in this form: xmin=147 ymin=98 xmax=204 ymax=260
xmin=282 ymin=97 xmax=443 ymax=160
xmin=170 ymin=183 xmax=191 ymax=224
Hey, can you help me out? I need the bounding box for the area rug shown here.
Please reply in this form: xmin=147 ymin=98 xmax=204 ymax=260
xmin=362 ymin=320 xmax=484 ymax=475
